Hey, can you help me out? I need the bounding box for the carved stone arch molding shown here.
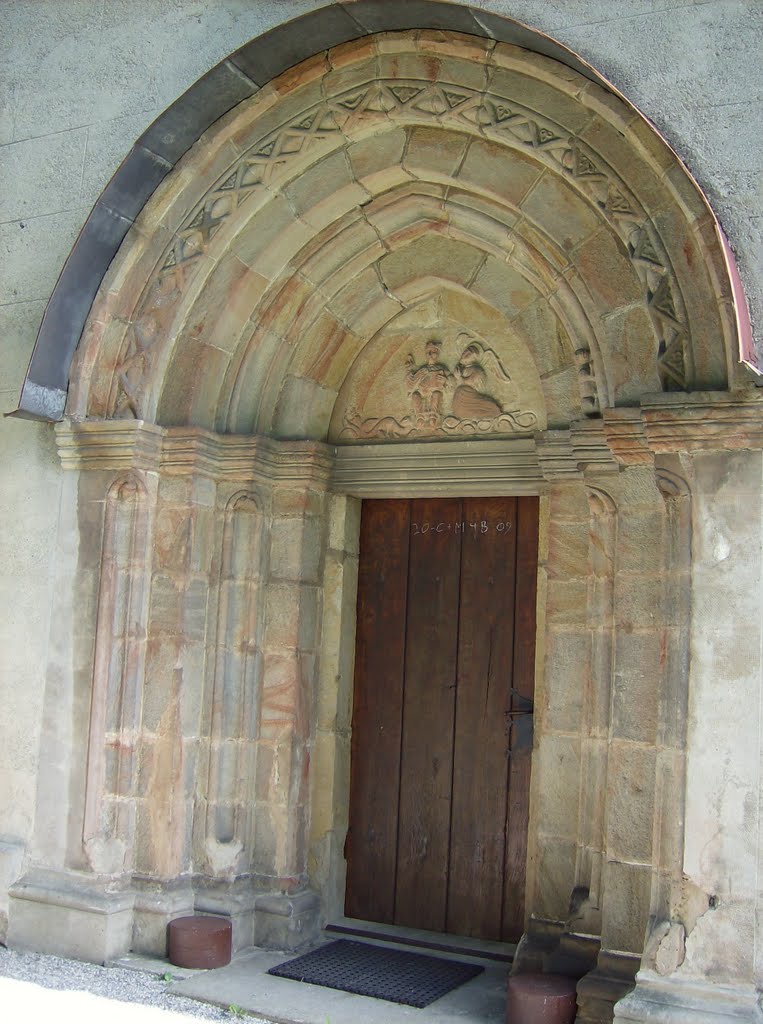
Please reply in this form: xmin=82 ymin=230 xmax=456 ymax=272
xmin=14 ymin=4 xmax=748 ymax=428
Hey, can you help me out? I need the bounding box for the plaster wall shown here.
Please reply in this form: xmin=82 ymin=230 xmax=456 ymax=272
xmin=1 ymin=0 xmax=762 ymax=948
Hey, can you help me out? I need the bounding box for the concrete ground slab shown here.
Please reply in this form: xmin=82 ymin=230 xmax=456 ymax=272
xmin=170 ymin=939 xmax=509 ymax=1024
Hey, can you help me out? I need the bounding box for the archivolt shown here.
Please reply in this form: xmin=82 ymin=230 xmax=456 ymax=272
xmin=66 ymin=30 xmax=737 ymax=437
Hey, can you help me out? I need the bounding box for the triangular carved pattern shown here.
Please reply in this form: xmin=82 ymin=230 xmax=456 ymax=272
xmin=110 ymin=78 xmax=689 ymax=417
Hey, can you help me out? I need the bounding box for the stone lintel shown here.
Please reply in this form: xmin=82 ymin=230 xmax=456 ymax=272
xmin=8 ymin=869 xmax=134 ymax=963
xmin=55 ymin=399 xmax=763 ymax=491
xmin=613 ymin=970 xmax=761 ymax=1023
xmin=332 ymin=437 xmax=544 ymax=496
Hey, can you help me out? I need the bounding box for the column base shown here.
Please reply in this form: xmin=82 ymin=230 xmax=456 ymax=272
xmin=614 ymin=971 xmax=763 ymax=1023
xmin=512 ymin=918 xmax=566 ymax=973
xmin=576 ymin=951 xmax=639 ymax=1024
xmin=8 ymin=869 xmax=134 ymax=964
xmin=254 ymin=890 xmax=321 ymax=950
xmin=194 ymin=877 xmax=258 ymax=953
xmin=131 ymin=877 xmax=195 ymax=957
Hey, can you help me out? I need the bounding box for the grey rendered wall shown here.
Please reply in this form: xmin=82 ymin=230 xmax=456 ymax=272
xmin=0 ymin=0 xmax=760 ymax=872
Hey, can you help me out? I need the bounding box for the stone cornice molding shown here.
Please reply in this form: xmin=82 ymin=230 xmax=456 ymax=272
xmin=605 ymin=393 xmax=763 ymax=461
xmin=55 ymin=420 xmax=165 ymax=472
xmin=161 ymin=429 xmax=334 ymax=488
xmin=641 ymin=393 xmax=763 ymax=453
xmin=603 ymin=407 xmax=652 ymax=465
xmin=56 ymin=395 xmax=763 ymax=494
xmin=536 ymin=421 xmax=619 ymax=480
xmin=55 ymin=421 xmax=334 ymax=490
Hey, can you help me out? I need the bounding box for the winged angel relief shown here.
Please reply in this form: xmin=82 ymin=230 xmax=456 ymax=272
xmin=341 ymin=335 xmax=537 ymax=440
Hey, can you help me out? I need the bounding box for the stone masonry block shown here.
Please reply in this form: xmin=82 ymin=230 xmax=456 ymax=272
xmin=541 ymin=628 xmax=589 ymax=733
xmin=546 ymin=518 xmax=590 ymax=580
xmin=271 ymin=376 xmax=337 ymax=442
xmin=379 ymin=234 xmax=484 ymax=292
xmin=404 ymin=125 xmax=470 ymax=180
xmin=612 ymin=632 xmax=662 ymax=744
xmin=343 ymin=1 xmax=483 ymax=35
xmin=254 ymin=890 xmax=321 ymax=951
xmin=458 ymin=137 xmax=542 ymax=208
xmin=545 ymin=578 xmax=589 ymax=628
xmin=536 ymin=735 xmax=582 ymax=838
xmin=27 ymin=203 xmax=132 ymax=394
xmin=282 ymin=150 xmax=356 ymax=220
xmin=533 ymin=838 xmax=578 ymax=922
xmin=8 ymin=872 xmax=134 ymax=964
xmin=139 ymin=61 xmax=258 ymax=166
xmin=601 ymin=860 xmax=651 ymax=954
xmin=269 ymin=516 xmax=323 ymax=583
xmin=522 ymin=172 xmax=602 ymax=252
xmin=347 ymin=128 xmax=408 ymax=187
xmin=0 ymin=839 xmax=25 ymax=942
xmin=230 ymin=7 xmax=362 ymax=87
xmin=606 ymin=741 xmax=656 ymax=865
xmin=132 ymin=884 xmax=194 ymax=957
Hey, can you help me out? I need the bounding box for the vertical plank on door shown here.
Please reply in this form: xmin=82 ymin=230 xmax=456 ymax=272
xmin=395 ymin=497 xmax=462 ymax=932
xmin=345 ymin=500 xmax=410 ymax=923
xmin=447 ymin=497 xmax=518 ymax=939
xmin=502 ymin=496 xmax=539 ymax=940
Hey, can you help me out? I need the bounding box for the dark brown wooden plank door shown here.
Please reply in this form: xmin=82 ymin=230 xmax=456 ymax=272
xmin=344 ymin=500 xmax=410 ymax=922
xmin=345 ymin=497 xmax=538 ymax=942
xmin=395 ymin=497 xmax=462 ymax=931
xmin=447 ymin=497 xmax=518 ymax=939
xmin=502 ymin=496 xmax=539 ymax=940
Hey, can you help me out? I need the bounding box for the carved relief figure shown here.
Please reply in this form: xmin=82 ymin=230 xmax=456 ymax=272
xmin=405 ymin=339 xmax=453 ymax=428
xmin=452 ymin=339 xmax=512 ymax=420
xmin=340 ymin=334 xmax=537 ymax=440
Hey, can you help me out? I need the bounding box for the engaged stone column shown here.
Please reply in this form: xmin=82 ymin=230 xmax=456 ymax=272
xmin=130 ymin=460 xmax=219 ymax=952
xmin=616 ymin=445 xmax=763 ymax=1022
xmin=8 ymin=422 xmax=162 ymax=963
xmin=252 ymin=476 xmax=330 ymax=949
xmin=577 ymin=466 xmax=669 ymax=1023
xmin=309 ymin=494 xmax=361 ymax=923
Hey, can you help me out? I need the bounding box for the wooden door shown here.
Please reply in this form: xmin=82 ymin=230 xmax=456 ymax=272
xmin=345 ymin=496 xmax=538 ymax=942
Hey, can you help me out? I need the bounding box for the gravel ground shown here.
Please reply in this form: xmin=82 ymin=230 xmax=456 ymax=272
xmin=0 ymin=946 xmax=269 ymax=1022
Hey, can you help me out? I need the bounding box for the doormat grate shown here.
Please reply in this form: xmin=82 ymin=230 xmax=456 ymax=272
xmin=267 ymin=938 xmax=484 ymax=1008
